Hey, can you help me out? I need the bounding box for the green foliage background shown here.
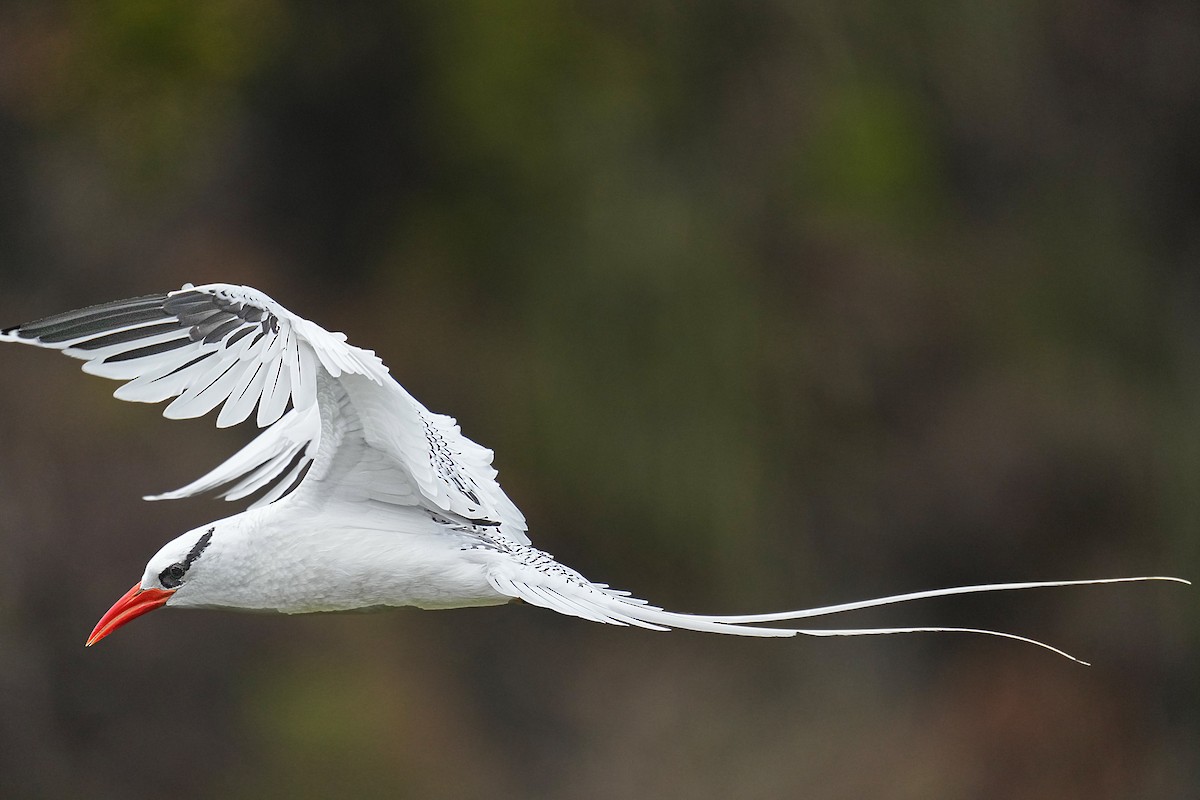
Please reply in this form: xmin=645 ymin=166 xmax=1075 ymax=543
xmin=0 ymin=3 xmax=1195 ymax=798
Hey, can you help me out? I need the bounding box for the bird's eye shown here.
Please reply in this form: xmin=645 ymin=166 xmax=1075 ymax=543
xmin=159 ymin=563 xmax=187 ymax=589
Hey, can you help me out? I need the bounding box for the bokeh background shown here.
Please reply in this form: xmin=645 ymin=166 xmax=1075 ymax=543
xmin=0 ymin=2 xmax=1197 ymax=798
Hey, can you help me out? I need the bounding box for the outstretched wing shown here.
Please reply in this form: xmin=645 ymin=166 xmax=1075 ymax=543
xmin=1 ymin=283 xmax=526 ymax=535
xmin=1 ymin=283 xmax=387 ymax=509
xmin=1 ymin=283 xmax=387 ymax=426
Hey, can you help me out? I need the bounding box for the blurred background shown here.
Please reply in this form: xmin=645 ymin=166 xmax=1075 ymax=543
xmin=0 ymin=2 xmax=1196 ymax=798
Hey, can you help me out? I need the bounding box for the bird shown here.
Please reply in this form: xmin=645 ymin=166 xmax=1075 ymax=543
xmin=0 ymin=283 xmax=1185 ymax=662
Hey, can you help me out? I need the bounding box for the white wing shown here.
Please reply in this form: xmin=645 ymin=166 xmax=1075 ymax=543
xmin=278 ymin=369 xmax=529 ymax=542
xmin=1 ymin=283 xmax=528 ymax=539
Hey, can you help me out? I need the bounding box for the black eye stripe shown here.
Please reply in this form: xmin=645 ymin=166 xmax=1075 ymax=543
xmin=183 ymin=528 xmax=215 ymax=569
xmin=159 ymin=527 xmax=215 ymax=588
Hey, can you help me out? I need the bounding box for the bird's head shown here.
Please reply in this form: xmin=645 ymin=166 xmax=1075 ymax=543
xmin=86 ymin=524 xmax=220 ymax=646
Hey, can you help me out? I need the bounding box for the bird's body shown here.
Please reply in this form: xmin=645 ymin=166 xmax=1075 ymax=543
xmin=1 ymin=283 xmax=1185 ymax=656
xmin=152 ymin=508 xmax=507 ymax=614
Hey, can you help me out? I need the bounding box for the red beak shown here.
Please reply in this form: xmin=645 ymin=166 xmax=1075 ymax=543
xmin=86 ymin=582 xmax=174 ymax=647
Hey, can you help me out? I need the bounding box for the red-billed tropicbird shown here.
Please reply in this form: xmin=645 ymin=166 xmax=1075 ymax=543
xmin=0 ymin=284 xmax=1185 ymax=660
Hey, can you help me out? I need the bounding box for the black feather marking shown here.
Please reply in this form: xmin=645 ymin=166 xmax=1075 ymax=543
xmin=17 ymin=294 xmax=169 ymax=335
xmin=33 ymin=307 xmax=177 ymax=343
xmin=165 ymin=293 xmax=274 ymax=332
xmin=23 ymin=304 xmax=174 ymax=342
xmin=179 ymin=309 xmax=229 ymax=332
xmin=19 ymin=302 xmax=165 ymax=335
xmin=191 ymin=313 xmax=237 ymax=340
xmin=203 ymin=318 xmax=244 ymax=344
xmin=173 ymin=302 xmax=222 ymax=317
xmin=226 ymin=326 xmax=255 ymax=347
xmin=162 ymin=292 xmax=209 ymax=313
xmin=225 ymin=448 xmax=313 ymax=505
xmin=183 ymin=527 xmax=214 ymax=568
xmin=172 ymin=307 xmax=222 ymax=326
xmin=165 ymin=293 xmax=218 ymax=310
xmin=102 ymin=337 xmax=194 ymax=363
xmin=228 ymin=361 xmax=264 ymax=406
xmin=276 ymin=450 xmax=313 ymax=494
xmin=156 ymin=350 xmax=217 ymax=377
xmin=158 ymin=526 xmax=215 ymax=588
xmin=70 ymin=320 xmax=186 ymax=351
xmin=194 ymin=358 xmax=237 ymax=396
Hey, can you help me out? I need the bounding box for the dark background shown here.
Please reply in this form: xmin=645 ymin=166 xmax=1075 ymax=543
xmin=0 ymin=3 xmax=1196 ymax=798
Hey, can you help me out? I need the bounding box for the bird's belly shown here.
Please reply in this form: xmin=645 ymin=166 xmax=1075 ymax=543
xmin=258 ymin=527 xmax=510 ymax=614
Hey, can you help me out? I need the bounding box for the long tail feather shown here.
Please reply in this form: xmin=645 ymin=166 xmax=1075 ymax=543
xmin=706 ymin=576 xmax=1190 ymax=623
xmin=488 ymin=552 xmax=1189 ymax=663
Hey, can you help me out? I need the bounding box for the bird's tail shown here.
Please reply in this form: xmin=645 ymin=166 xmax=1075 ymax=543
xmin=487 ymin=552 xmax=1188 ymax=664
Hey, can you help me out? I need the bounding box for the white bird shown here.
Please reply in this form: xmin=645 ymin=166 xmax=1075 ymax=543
xmin=0 ymin=283 xmax=1185 ymax=661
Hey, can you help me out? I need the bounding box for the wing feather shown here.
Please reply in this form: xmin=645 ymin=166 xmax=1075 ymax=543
xmin=143 ymin=404 xmax=320 ymax=505
xmin=224 ymin=455 xmax=299 ymax=501
xmin=217 ymin=360 xmax=268 ymax=428
xmin=4 ymin=284 xmax=527 ymax=528
xmin=251 ymin=455 xmax=310 ymax=509
xmin=2 ymin=284 xmax=382 ymax=507
xmin=256 ymin=332 xmax=292 ymax=427
xmin=291 ymin=341 xmax=316 ymax=415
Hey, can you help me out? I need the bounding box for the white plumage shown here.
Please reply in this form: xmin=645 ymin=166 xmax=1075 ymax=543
xmin=0 ymin=283 xmax=1185 ymax=656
